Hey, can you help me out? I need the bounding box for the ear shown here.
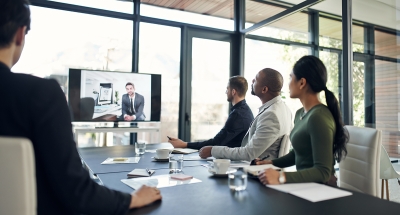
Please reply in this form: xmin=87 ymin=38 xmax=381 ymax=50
xmin=231 ymin=88 xmax=237 ymax=96
xmin=262 ymin=86 xmax=269 ymax=93
xmin=15 ymin=26 xmax=26 ymax=46
xmin=299 ymin=78 xmax=307 ymax=90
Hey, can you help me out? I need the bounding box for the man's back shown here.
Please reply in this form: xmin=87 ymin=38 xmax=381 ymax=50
xmin=211 ymin=96 xmax=292 ymax=161
xmin=0 ymin=63 xmax=131 ymax=215
xmin=186 ymin=100 xmax=254 ymax=150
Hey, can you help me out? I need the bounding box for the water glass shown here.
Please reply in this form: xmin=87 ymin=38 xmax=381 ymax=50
xmin=135 ymin=142 xmax=146 ymax=155
xmin=169 ymin=154 xmax=184 ymax=173
xmin=228 ymin=168 xmax=247 ymax=191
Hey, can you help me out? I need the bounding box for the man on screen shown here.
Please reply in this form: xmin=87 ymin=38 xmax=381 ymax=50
xmin=121 ymin=82 xmax=146 ymax=121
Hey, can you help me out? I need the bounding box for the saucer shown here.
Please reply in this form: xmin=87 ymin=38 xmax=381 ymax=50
xmin=208 ymin=167 xmax=237 ymax=177
xmin=152 ymin=156 xmax=170 ymax=162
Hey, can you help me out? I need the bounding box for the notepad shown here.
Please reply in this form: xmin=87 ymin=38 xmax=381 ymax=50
xmin=243 ymin=164 xmax=280 ymax=176
xmin=267 ymin=183 xmax=352 ymax=202
xmin=127 ymin=169 xmax=155 ymax=178
xmin=170 ymin=174 xmax=193 ymax=180
xmin=172 ymin=148 xmax=198 ymax=154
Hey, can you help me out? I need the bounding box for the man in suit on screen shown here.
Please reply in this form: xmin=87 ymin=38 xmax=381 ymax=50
xmin=121 ymin=82 xmax=146 ymax=121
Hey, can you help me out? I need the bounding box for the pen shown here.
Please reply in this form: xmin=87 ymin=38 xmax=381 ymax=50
xmin=167 ymin=136 xmax=172 ymax=140
xmin=250 ymin=155 xmax=270 ymax=165
xmin=146 ymin=168 xmax=153 ymax=176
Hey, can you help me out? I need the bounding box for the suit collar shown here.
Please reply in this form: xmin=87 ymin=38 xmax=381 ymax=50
xmin=258 ymin=96 xmax=281 ymax=112
xmin=231 ymin=99 xmax=246 ymax=111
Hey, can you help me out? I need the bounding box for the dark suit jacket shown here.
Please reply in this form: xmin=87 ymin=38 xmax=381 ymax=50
xmin=0 ymin=62 xmax=131 ymax=215
xmin=121 ymin=93 xmax=145 ymax=120
xmin=187 ymin=100 xmax=254 ymax=150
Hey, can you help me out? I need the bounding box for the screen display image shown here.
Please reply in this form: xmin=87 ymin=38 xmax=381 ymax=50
xmin=69 ymin=69 xmax=161 ymax=122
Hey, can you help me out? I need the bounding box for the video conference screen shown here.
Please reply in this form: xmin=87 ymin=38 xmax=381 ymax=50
xmin=68 ymin=69 xmax=161 ymax=122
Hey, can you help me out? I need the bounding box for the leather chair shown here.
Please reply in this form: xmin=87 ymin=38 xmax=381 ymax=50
xmin=380 ymin=144 xmax=400 ymax=200
xmin=80 ymin=97 xmax=95 ymax=120
xmin=278 ymin=134 xmax=291 ymax=158
xmin=339 ymin=126 xmax=381 ymax=197
xmin=0 ymin=136 xmax=36 ymax=215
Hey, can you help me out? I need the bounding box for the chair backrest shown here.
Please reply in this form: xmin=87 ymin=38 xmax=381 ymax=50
xmin=339 ymin=126 xmax=381 ymax=197
xmin=278 ymin=134 xmax=291 ymax=158
xmin=0 ymin=136 xmax=36 ymax=215
xmin=380 ymin=144 xmax=400 ymax=179
xmin=80 ymin=97 xmax=95 ymax=120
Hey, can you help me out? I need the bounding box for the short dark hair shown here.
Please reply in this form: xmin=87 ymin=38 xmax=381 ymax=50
xmin=0 ymin=0 xmax=31 ymax=48
xmin=125 ymin=82 xmax=135 ymax=88
xmin=229 ymin=76 xmax=248 ymax=97
xmin=260 ymin=68 xmax=283 ymax=94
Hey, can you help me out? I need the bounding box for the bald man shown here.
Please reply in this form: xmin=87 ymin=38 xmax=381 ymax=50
xmin=199 ymin=68 xmax=292 ymax=161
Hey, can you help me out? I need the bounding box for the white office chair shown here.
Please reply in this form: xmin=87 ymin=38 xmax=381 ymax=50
xmin=339 ymin=126 xmax=381 ymax=197
xmin=380 ymin=144 xmax=400 ymax=200
xmin=278 ymin=134 xmax=291 ymax=158
xmin=0 ymin=136 xmax=36 ymax=215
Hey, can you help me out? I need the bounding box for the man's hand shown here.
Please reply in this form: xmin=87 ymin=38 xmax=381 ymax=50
xmin=129 ymin=185 xmax=162 ymax=209
xmin=168 ymin=137 xmax=187 ymax=148
xmin=199 ymin=146 xmax=212 ymax=158
xmin=124 ymin=115 xmax=135 ymax=121
xmin=258 ymin=168 xmax=282 ymax=185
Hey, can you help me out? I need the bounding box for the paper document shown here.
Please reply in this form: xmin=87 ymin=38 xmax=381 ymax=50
xmin=172 ymin=148 xmax=198 ymax=154
xmin=101 ymin=157 xmax=140 ymax=164
xmin=244 ymin=164 xmax=280 ymax=175
xmin=121 ymin=174 xmax=201 ymax=190
xmin=230 ymin=160 xmax=251 ymax=168
xmin=267 ymin=183 xmax=352 ymax=202
xmin=145 ymin=150 xmax=156 ymax=153
xmin=184 ymin=156 xmax=214 ymax=161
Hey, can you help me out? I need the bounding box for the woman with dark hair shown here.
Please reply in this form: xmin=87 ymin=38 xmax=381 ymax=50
xmin=256 ymin=55 xmax=348 ymax=186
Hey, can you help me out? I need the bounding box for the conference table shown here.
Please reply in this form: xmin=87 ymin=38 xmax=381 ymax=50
xmin=79 ymin=144 xmax=400 ymax=215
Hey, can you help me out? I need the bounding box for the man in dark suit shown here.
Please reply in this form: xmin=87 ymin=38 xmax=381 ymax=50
xmin=121 ymin=82 xmax=146 ymax=121
xmin=0 ymin=1 xmax=161 ymax=214
xmin=168 ymin=76 xmax=254 ymax=149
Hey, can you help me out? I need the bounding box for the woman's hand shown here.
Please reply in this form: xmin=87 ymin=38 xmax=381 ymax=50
xmin=255 ymin=159 xmax=272 ymax=165
xmin=258 ymin=168 xmax=282 ymax=185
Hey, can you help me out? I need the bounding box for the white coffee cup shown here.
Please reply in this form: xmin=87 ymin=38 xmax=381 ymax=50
xmin=156 ymin=148 xmax=170 ymax=159
xmin=213 ymin=159 xmax=231 ymax=174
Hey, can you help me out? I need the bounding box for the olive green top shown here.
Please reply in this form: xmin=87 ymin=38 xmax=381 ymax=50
xmin=273 ymin=104 xmax=336 ymax=183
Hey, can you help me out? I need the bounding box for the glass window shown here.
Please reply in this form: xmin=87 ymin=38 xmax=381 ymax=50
xmin=141 ymin=0 xmax=234 ymax=31
xmin=352 ymin=61 xmax=366 ymax=127
xmin=13 ymin=6 xmax=133 ymax=91
xmin=249 ymin=12 xmax=309 ymax=44
xmin=319 ymin=51 xmax=340 ymax=102
xmin=11 ymin=6 xmax=133 ymax=147
xmin=139 ymin=23 xmax=181 ymax=142
xmin=191 ymin=38 xmax=230 ymax=142
xmin=48 ymin=0 xmax=133 ymax=14
xmin=319 ymin=17 xmax=364 ymax=51
xmin=375 ymin=60 xmax=400 ymax=157
xmin=375 ymin=30 xmax=400 ymax=59
xmin=244 ymin=38 xmax=310 ymax=117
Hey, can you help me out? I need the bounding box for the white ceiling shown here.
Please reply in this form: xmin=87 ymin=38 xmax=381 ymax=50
xmin=278 ymin=0 xmax=399 ymax=30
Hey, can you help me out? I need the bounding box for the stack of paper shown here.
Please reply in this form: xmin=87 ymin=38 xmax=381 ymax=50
xmin=127 ymin=169 xmax=155 ymax=178
xmin=267 ymin=183 xmax=352 ymax=202
xmin=243 ymin=164 xmax=280 ymax=175
xmin=101 ymin=157 xmax=140 ymax=164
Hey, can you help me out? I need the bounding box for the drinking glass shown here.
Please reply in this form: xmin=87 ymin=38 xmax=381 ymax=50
xmin=135 ymin=142 xmax=146 ymax=155
xmin=169 ymin=154 xmax=183 ymax=173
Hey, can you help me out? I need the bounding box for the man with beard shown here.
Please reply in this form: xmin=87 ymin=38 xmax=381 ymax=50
xmin=199 ymin=68 xmax=292 ymax=161
xmin=168 ymin=76 xmax=254 ymax=150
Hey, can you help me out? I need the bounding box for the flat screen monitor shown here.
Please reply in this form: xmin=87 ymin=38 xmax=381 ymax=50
xmin=68 ymin=69 xmax=161 ymax=122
